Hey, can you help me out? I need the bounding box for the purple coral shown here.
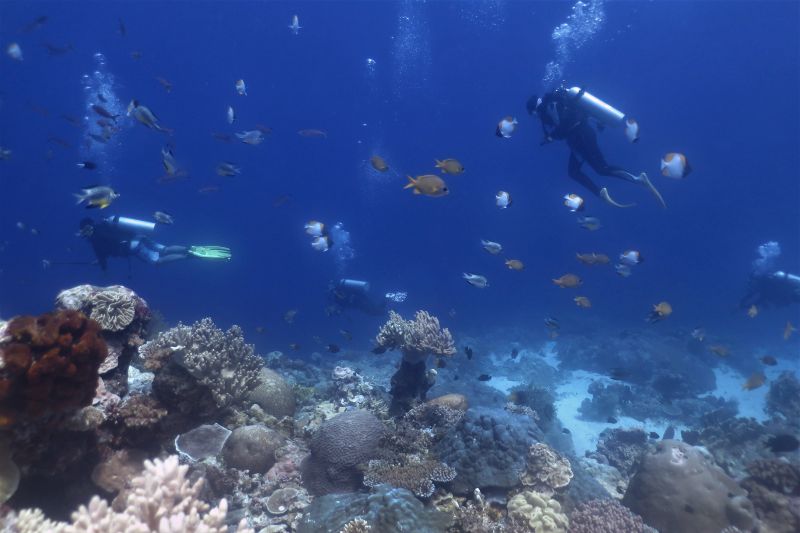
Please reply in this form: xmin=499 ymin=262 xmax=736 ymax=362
xmin=568 ymin=499 xmax=648 ymax=533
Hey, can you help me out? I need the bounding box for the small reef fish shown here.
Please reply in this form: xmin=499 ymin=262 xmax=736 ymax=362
xmin=435 ymin=158 xmax=464 ymax=175
xmin=298 ymin=129 xmax=328 ymax=138
xmin=463 ymin=346 xmax=473 ymax=360
xmin=405 ymin=175 xmax=449 ymax=197
xmin=304 ymin=220 xmax=325 ymax=237
xmin=91 ymin=104 xmax=119 ymax=120
xmin=311 ymin=235 xmax=332 ymax=252
xmin=212 ymin=132 xmax=232 ymax=142
xmin=339 ymin=329 xmax=352 ymax=341
xmin=647 ymin=301 xmax=672 ymax=322
xmin=216 ymin=162 xmax=241 ymax=177
xmin=661 ymin=152 xmax=691 ymax=179
xmin=649 ymin=432 xmax=659 ymax=439
xmin=255 ymin=326 xmax=266 ymax=334
xmin=747 ymin=305 xmax=758 ymax=318
xmin=6 ymin=43 xmax=23 ymax=61
xmin=691 ymin=327 xmax=706 ymax=342
xmin=463 ymin=273 xmax=488 ymax=289
xmin=118 ymin=18 xmax=127 ymax=37
xmin=61 ymin=114 xmax=81 ymax=127
xmin=563 ymin=193 xmax=585 ymax=212
xmin=576 ymin=253 xmax=610 ymax=266
xmin=607 ymin=417 xmax=618 ymax=424
xmin=371 ymin=345 xmax=387 ymax=355
xmin=161 ymin=146 xmax=179 ymax=175
xmin=766 ymin=434 xmax=799 ymax=453
xmin=505 ymin=259 xmax=524 ymax=271
xmin=609 ymin=367 xmax=629 ymax=381
xmin=619 ymin=250 xmax=643 ymax=266
xmin=156 ymin=77 xmax=173 ymax=93
xmin=0 ymin=147 xmax=11 ymax=160
xmin=283 ymin=309 xmax=298 ymax=324
xmin=20 ymin=15 xmax=48 ymax=33
xmin=289 ymin=343 xmax=301 ymax=351
xmin=742 ymin=372 xmax=766 ymax=391
xmin=574 ymin=296 xmax=592 ymax=308
xmin=153 ymin=211 xmax=174 ymax=225
xmin=48 ymin=136 xmax=72 ymax=148
xmin=759 ymin=355 xmax=777 ymax=366
xmin=577 ymin=216 xmax=601 ymax=231
xmin=74 ymin=186 xmax=119 ymax=209
xmin=326 ymin=344 xmax=340 ymax=353
xmin=44 ymin=42 xmax=73 ymax=56
xmin=784 ymin=320 xmax=796 ymax=340
xmin=496 ymin=116 xmax=517 ymax=138
xmin=495 ymin=190 xmax=512 ymax=209
xmin=76 ymin=161 xmax=97 ymax=170
xmin=510 ymin=348 xmax=519 ymax=359
xmin=552 ymin=274 xmax=582 ymax=288
xmin=370 ymin=155 xmax=389 ymax=172
xmin=709 ymin=345 xmax=730 ymax=358
xmin=130 ymin=50 xmax=142 ymax=60
xmin=289 ymin=14 xmax=301 ymax=34
xmin=478 ymin=374 xmax=492 ymax=381
xmin=624 ymin=118 xmax=639 ymax=143
xmin=227 ymin=106 xmax=235 ymax=125
xmin=481 ymin=240 xmax=503 ymax=255
xmin=128 ymin=100 xmax=170 ymax=133
xmin=615 ymin=264 xmax=632 ymax=278
xmin=235 ymin=79 xmax=247 ymax=96
xmin=544 ymin=316 xmax=560 ymax=331
xmin=236 ymin=130 xmax=265 ymax=145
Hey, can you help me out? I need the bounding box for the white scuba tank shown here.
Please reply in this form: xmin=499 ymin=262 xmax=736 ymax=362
xmin=106 ymin=216 xmax=156 ymax=233
xmin=567 ymin=87 xmax=626 ymax=126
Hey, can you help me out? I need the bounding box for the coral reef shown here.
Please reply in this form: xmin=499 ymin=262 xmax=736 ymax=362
xmin=589 ymin=428 xmax=648 ymax=478
xmin=426 ymin=393 xmax=468 ymax=411
xmin=567 ymin=499 xmax=650 ymax=533
xmin=766 ymin=371 xmax=800 ymax=424
xmin=435 ymin=406 xmax=541 ymax=495
xmin=0 ymin=438 xmax=19 ymax=504
xmin=740 ymin=459 xmax=800 ymax=533
xmin=222 ymin=424 xmax=286 ymax=473
xmin=0 ymin=310 xmax=107 ymax=427
xmin=246 ymin=367 xmax=296 ymax=418
xmin=266 ymin=486 xmax=304 ymax=515
xmin=363 ymin=456 xmax=456 ymax=498
xmin=327 ymin=366 xmax=386 ymax=414
xmin=507 ymin=490 xmax=569 ymax=533
xmin=175 ymin=423 xmax=232 ymax=462
xmin=508 ymin=385 xmax=556 ymax=429
xmin=688 ymin=416 xmax=768 ymax=479
xmin=90 ymin=448 xmax=147 ymax=495
xmin=519 ymin=443 xmax=573 ymax=495
xmin=301 ymin=409 xmax=385 ymax=495
xmin=622 ymin=440 xmax=756 ymax=533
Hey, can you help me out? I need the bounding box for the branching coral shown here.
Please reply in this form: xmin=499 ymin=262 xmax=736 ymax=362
xmin=520 ymin=443 xmax=573 ymax=495
xmin=568 ymin=499 xmax=648 ymax=533
xmin=375 ymin=310 xmax=455 ymax=359
xmin=363 ymin=456 xmax=456 ymax=498
xmin=0 ymin=310 xmax=107 ymax=427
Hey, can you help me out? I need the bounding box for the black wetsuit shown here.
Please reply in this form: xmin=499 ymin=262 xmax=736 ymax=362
xmin=740 ymin=272 xmax=800 ymax=309
xmin=81 ymin=218 xmax=189 ymax=271
xmin=536 ymin=88 xmax=638 ymax=196
xmin=328 ymin=283 xmax=388 ymax=316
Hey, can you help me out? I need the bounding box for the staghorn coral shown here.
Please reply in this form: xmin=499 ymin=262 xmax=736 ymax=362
xmin=0 ymin=310 xmax=107 ymax=427
xmin=568 ymin=499 xmax=648 ymax=533
xmin=520 ymin=443 xmax=573 ymax=495
xmin=363 ymin=456 xmax=457 ymax=498
xmin=507 ymin=490 xmax=569 ymax=533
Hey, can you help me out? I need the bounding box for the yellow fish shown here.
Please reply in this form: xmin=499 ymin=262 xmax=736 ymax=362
xmin=370 ymin=155 xmax=389 ymax=172
xmin=552 ymin=274 xmax=582 ymax=288
xmin=647 ymin=301 xmax=672 ymax=322
xmin=742 ymin=372 xmax=766 ymax=391
xmin=505 ymin=259 xmax=524 ymax=271
xmin=404 ymin=175 xmax=449 ymax=197
xmin=434 ymin=158 xmax=464 ymax=175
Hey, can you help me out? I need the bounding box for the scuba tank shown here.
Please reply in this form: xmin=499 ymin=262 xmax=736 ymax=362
xmin=105 ymin=216 xmax=156 ymax=234
xmin=567 ymin=87 xmax=626 ymax=126
xmin=338 ymin=279 xmax=370 ymax=294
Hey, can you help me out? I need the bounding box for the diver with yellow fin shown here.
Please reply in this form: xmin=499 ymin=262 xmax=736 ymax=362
xmin=78 ymin=215 xmax=230 ymax=271
xmin=528 ymin=85 xmax=666 ymax=209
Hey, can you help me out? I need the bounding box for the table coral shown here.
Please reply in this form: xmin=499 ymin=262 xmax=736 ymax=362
xmin=363 ymin=456 xmax=456 ymax=498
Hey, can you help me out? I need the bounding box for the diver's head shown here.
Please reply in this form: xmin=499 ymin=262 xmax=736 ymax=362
xmin=526 ymin=95 xmax=540 ymax=115
xmin=79 ymin=217 xmax=94 ymax=230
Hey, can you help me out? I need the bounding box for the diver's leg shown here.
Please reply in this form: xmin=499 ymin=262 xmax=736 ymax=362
xmin=568 ymin=153 xmax=602 ymax=197
xmin=155 ymin=245 xmax=189 ymax=264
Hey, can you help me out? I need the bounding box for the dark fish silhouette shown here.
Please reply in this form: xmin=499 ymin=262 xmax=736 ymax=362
xmin=562 ymin=428 xmax=571 ymax=435
xmin=463 ymin=346 xmax=473 ymax=360
xmin=77 ymin=161 xmax=96 ymax=170
xmin=663 ymin=425 xmax=676 ymax=440
xmin=20 ymin=15 xmax=48 ymax=33
xmin=766 ymin=434 xmax=799 ymax=453
xmin=649 ymin=432 xmax=660 ymax=439
xmin=436 ymin=358 xmax=447 ymax=368
xmin=477 ymin=374 xmax=492 ymax=381
xmin=759 ymin=355 xmax=778 ymax=366
xmin=511 ymin=348 xmax=519 ymax=359
xmin=609 ymin=367 xmax=629 ymax=381
xmin=607 ymin=417 xmax=618 ymax=424
xmin=326 ymin=344 xmax=340 ymax=353
xmin=371 ymin=345 xmax=387 ymax=355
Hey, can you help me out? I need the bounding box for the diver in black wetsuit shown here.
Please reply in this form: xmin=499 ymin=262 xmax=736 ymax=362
xmin=527 ymin=86 xmax=666 ymax=208
xmin=740 ymin=241 xmax=800 ymax=309
xmin=327 ymin=279 xmax=390 ymax=316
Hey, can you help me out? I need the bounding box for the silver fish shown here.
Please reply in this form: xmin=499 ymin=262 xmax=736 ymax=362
xmin=463 ymin=273 xmax=489 ymax=289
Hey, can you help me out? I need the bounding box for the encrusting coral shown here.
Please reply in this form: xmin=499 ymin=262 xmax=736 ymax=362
xmin=363 ymin=456 xmax=457 ymax=498
xmin=520 ymin=443 xmax=573 ymax=495
xmin=507 ymin=490 xmax=569 ymax=533
xmin=567 ymin=499 xmax=649 ymax=533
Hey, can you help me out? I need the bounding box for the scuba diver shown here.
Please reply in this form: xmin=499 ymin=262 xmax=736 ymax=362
xmin=78 ymin=215 xmax=230 ymax=271
xmin=740 ymin=241 xmax=800 ymax=308
xmin=326 ymin=279 xmax=406 ymax=316
xmin=527 ymin=85 xmax=666 ymax=209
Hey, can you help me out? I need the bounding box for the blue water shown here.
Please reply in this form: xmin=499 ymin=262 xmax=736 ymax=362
xmin=1 ymin=1 xmax=798 ymax=358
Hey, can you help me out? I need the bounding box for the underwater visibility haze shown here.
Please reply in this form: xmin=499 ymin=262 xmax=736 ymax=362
xmin=0 ymin=1 xmax=798 ymax=532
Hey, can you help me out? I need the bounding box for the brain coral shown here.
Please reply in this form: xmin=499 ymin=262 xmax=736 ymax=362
xmin=246 ymin=368 xmax=296 ymax=418
xmin=0 ymin=310 xmax=107 ymax=427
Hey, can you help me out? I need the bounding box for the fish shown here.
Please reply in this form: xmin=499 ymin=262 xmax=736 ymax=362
xmin=649 ymin=432 xmax=660 ymax=439
xmin=609 ymin=367 xmax=629 ymax=381
xmin=236 ymin=130 xmax=265 ymax=145
xmin=562 ymin=428 xmax=571 ymax=435
xmin=212 ymin=132 xmax=232 ymax=142
xmin=434 ymin=158 xmax=464 ymax=175
xmin=91 ymin=104 xmax=118 ymax=120
xmin=607 ymin=417 xmax=618 ymax=424
xmin=647 ymin=301 xmax=672 ymax=322
xmin=624 ymin=118 xmax=639 ymax=143
xmin=619 ymin=250 xmax=643 ymax=266
xmin=255 ymin=124 xmax=273 ymax=135
xmin=74 ymin=185 xmax=120 ymax=209
xmin=463 ymin=346 xmax=473 ymax=360
xmin=154 ymin=77 xmax=173 ymax=93
xmin=6 ymin=43 xmax=23 ymax=61
xmin=235 ymin=79 xmax=247 ymax=96
xmin=552 ymin=274 xmax=582 ymax=288
xmin=463 ymin=273 xmax=488 ymax=289
xmin=153 ymin=211 xmax=174 ymax=225
xmin=478 ymin=374 xmax=492 ymax=381
xmin=576 ymin=253 xmax=610 ymax=266
xmin=481 ymin=240 xmax=503 ymax=255
xmin=371 ymin=345 xmax=387 ymax=355
xmin=495 ymin=116 xmax=518 ymax=138
xmin=130 ymin=50 xmax=142 ymax=60
xmin=48 ymin=136 xmax=72 ymax=148
xmin=61 ymin=114 xmax=81 ymax=127
xmin=20 ymin=15 xmax=48 ymax=33
xmin=339 ymin=329 xmax=352 ymax=341
xmin=544 ymin=316 xmax=560 ymax=330
xmin=759 ymin=355 xmax=777 ymax=366
xmin=255 ymin=326 xmax=266 ymax=334
xmin=326 ymin=344 xmax=340 ymax=353
xmin=661 ymin=152 xmax=691 ymax=179
xmin=289 ymin=14 xmax=302 ymax=34
xmin=663 ymin=426 xmax=676 ymax=440
xmin=305 ymin=220 xmax=325 ymax=237
xmin=691 ymin=327 xmax=706 ymax=342
xmin=577 ymin=216 xmax=601 ymax=231
xmin=746 ymin=304 xmax=758 ymax=318
xmin=436 ymin=357 xmax=447 ymax=368
xmin=404 ymin=175 xmax=449 ymax=197
xmin=510 ymin=348 xmax=519 ymax=359
xmin=216 ymin=162 xmax=241 ymax=177
xmin=227 ymin=106 xmax=235 ymax=125
xmin=283 ymin=309 xmax=298 ymax=324
xmin=495 ymin=190 xmax=512 ymax=209
xmin=709 ymin=345 xmax=730 ymax=358
xmin=289 ymin=343 xmax=301 ymax=351
xmin=0 ymin=147 xmax=11 ymax=160
xmin=563 ymin=193 xmax=585 ymax=212
xmin=298 ymin=128 xmax=328 ymax=138
xmin=76 ymin=161 xmax=97 ymax=170
xmin=784 ymin=320 xmax=796 ymax=340
xmin=448 ymin=308 xmax=457 ymax=318
xmin=370 ymin=155 xmax=389 ymax=172
xmin=615 ymin=264 xmax=632 ymax=278
xmin=161 ymin=146 xmax=179 ymax=175
xmin=197 ymin=186 xmax=220 ymax=194
xmin=765 ymin=434 xmax=799 ymax=453
xmin=574 ymin=296 xmax=592 ymax=308
xmin=505 ymin=259 xmax=524 ymax=271
xmin=273 ymin=195 xmax=291 ymax=207
xmin=43 ymin=42 xmax=73 ymax=56
xmin=118 ymin=18 xmax=127 ymax=37
xmin=311 ymin=235 xmax=332 ymax=252
xmin=127 ymin=100 xmax=171 ymax=133
xmin=742 ymin=372 xmax=766 ymax=391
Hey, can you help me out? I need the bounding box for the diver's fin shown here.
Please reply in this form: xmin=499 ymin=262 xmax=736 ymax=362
xmin=638 ymin=172 xmax=667 ymax=209
xmin=600 ymin=188 xmax=635 ymax=208
xmin=403 ymin=176 xmax=416 ymax=189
